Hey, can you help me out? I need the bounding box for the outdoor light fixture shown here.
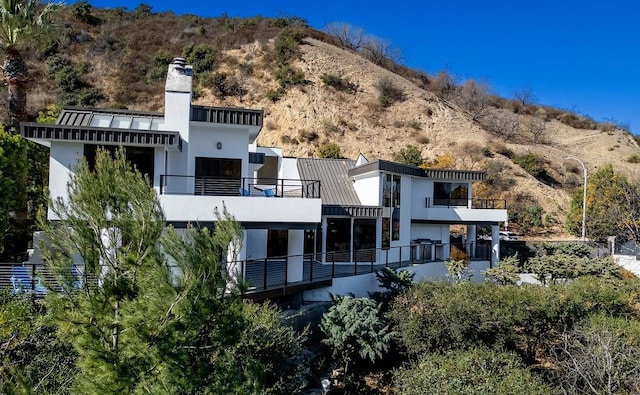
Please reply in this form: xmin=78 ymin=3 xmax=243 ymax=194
xmin=216 ymin=142 xmax=222 ymax=149
xmin=564 ymin=156 xmax=587 ymax=241
xmin=321 ymin=378 xmax=331 ymax=394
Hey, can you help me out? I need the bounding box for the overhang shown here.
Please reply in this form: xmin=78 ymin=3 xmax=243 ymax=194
xmin=20 ymin=123 xmax=182 ymax=151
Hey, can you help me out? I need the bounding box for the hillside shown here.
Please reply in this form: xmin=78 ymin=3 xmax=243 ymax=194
xmin=16 ymin=5 xmax=640 ymax=239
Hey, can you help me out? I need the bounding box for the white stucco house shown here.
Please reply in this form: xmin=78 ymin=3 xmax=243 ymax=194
xmin=19 ymin=58 xmax=508 ymax=301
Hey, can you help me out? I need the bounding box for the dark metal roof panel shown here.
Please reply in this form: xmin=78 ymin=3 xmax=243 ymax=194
xmin=297 ymin=158 xmax=361 ymax=206
xmin=349 ymin=160 xmax=486 ymax=181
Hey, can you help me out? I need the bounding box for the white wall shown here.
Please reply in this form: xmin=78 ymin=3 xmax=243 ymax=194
xmin=352 ymin=173 xmax=380 ymax=206
xmin=48 ymin=142 xmax=84 ymax=219
xmin=280 ymin=157 xmax=300 ymax=180
xmin=160 ymin=195 xmax=322 ymax=223
xmin=189 ymin=123 xmax=250 ymax=178
xmin=410 ymin=178 xmax=430 ymax=216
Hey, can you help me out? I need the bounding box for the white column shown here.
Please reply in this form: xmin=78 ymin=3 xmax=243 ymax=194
xmin=466 ymin=225 xmax=477 ymax=257
xmin=491 ymin=225 xmax=500 ymax=267
xmin=287 ymin=230 xmax=304 ymax=283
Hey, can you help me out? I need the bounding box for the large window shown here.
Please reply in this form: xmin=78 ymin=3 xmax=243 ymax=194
xmin=383 ymin=174 xmax=401 ymax=243
xmin=434 ymin=182 xmax=468 ymax=206
xmin=194 ymin=157 xmax=241 ymax=196
xmin=383 ymin=174 xmax=401 ymax=208
xmin=84 ymin=145 xmax=154 ymax=183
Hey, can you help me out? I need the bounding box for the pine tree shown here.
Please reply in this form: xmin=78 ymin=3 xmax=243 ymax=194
xmin=39 ymin=148 xmax=307 ymax=393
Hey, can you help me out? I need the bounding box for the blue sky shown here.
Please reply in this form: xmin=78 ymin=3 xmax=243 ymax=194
xmin=76 ymin=1 xmax=640 ymax=134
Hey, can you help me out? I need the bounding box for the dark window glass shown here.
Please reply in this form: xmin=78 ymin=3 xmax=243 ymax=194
xmin=383 ymin=174 xmax=392 ymax=207
xmin=382 ymin=217 xmax=390 ymax=249
xmin=451 ymin=183 xmax=468 ymax=206
xmin=434 ymin=182 xmax=451 ymax=206
xmin=267 ymin=230 xmax=288 ymax=258
xmin=434 ymin=182 xmax=468 ymax=206
xmin=195 ymin=157 xmax=241 ymax=179
xmin=393 ymin=175 xmax=401 ymax=208
xmin=84 ymin=145 xmax=155 ymax=183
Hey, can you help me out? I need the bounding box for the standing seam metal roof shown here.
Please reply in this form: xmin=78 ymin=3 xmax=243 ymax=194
xmin=297 ymin=158 xmax=361 ymax=206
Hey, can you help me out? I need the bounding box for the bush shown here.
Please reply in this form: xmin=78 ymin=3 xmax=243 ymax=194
xmin=549 ymin=314 xmax=640 ymax=394
xmin=319 ymin=73 xmax=357 ymax=93
xmin=514 ymin=152 xmax=545 ymax=177
xmin=510 ymin=204 xmax=543 ymax=229
xmin=376 ymin=76 xmax=404 ymax=107
xmin=298 ymin=129 xmax=318 ymax=143
xmin=72 ymin=1 xmax=99 ymax=25
xmin=542 ymin=241 xmax=592 ymax=258
xmin=389 ymin=278 xmax=640 ymax=362
xmin=146 ymin=51 xmax=173 ymax=83
xmin=392 ymin=144 xmax=423 ymax=167
xmin=274 ymin=65 xmax=305 ymax=88
xmin=393 ymin=347 xmax=554 ymax=395
xmin=182 ymin=43 xmax=216 ymax=74
xmin=317 ymin=142 xmax=342 ymax=159
xmin=273 ymin=27 xmax=304 ymax=65
xmin=320 ymin=295 xmax=392 ymax=379
xmin=627 ymin=153 xmax=640 ymax=163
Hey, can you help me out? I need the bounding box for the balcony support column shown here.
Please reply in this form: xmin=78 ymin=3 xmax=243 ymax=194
xmin=466 ymin=225 xmax=476 ymax=258
xmin=491 ymin=225 xmax=500 ymax=268
xmin=287 ymin=230 xmax=304 ymax=283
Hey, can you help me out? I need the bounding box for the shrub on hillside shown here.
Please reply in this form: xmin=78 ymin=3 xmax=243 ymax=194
xmin=389 ymin=278 xmax=640 ymax=362
xmin=317 ymin=142 xmax=343 ymax=159
xmin=393 ymin=347 xmax=554 ymax=395
xmin=514 ymin=152 xmax=545 ymax=178
xmin=319 ymin=73 xmax=357 ymax=93
xmin=274 ymin=65 xmax=305 ymax=88
xmin=376 ymin=76 xmax=404 ymax=108
xmin=182 ymin=43 xmax=216 ymax=74
xmin=392 ymin=144 xmax=423 ymax=167
xmin=320 ymin=295 xmax=392 ymax=382
xmin=273 ymin=27 xmax=305 ymax=65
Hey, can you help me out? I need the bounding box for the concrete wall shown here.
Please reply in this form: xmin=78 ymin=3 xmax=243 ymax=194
xmin=352 ymin=173 xmax=380 ymax=206
xmin=303 ymin=260 xmax=491 ymax=302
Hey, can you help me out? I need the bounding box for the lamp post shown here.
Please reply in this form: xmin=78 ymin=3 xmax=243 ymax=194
xmin=564 ymin=156 xmax=587 ymax=241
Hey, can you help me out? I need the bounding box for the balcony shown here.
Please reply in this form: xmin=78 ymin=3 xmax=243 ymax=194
xmin=158 ymin=176 xmax=322 ymax=223
xmin=412 ymin=197 xmax=508 ymax=223
xmin=160 ymin=175 xmax=320 ymax=198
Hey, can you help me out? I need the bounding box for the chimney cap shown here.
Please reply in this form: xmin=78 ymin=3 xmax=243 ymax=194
xmin=172 ymin=57 xmax=186 ymax=65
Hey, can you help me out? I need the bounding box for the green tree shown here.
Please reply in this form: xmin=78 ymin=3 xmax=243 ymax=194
xmin=566 ymin=164 xmax=638 ymax=241
xmin=392 ymin=144 xmax=423 ymax=167
xmin=0 ymin=290 xmax=77 ymax=393
xmin=0 ymin=127 xmax=26 ymax=254
xmin=0 ymin=0 xmax=58 ymax=126
xmin=40 ymin=148 xmax=305 ymax=393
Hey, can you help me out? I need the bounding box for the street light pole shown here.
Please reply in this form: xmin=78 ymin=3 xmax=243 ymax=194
xmin=564 ymin=156 xmax=587 ymax=241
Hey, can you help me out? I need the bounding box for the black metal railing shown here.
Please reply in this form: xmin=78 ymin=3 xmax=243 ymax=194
xmin=1 ymin=242 xmax=493 ymax=297
xmin=159 ymin=175 xmax=321 ymax=198
xmin=426 ymin=197 xmax=507 ymax=209
xmin=240 ymin=242 xmax=493 ymax=294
